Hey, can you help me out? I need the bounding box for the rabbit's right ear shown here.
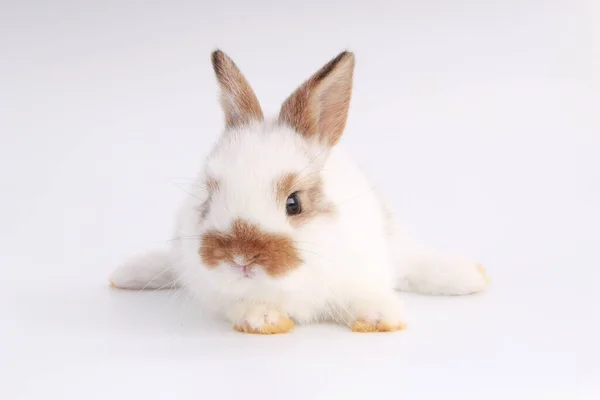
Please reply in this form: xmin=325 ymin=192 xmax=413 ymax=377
xmin=279 ymin=51 xmax=355 ymax=147
xmin=211 ymin=50 xmax=264 ymax=129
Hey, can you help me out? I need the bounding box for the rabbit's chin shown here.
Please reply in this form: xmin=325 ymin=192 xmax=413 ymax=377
xmin=186 ymin=258 xmax=309 ymax=304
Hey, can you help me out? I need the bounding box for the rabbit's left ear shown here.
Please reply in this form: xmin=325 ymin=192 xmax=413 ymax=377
xmin=211 ymin=50 xmax=264 ymax=129
xmin=279 ymin=51 xmax=355 ymax=147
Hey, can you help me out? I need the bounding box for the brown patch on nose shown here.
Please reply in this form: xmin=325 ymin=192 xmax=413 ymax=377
xmin=276 ymin=172 xmax=335 ymax=227
xmin=199 ymin=219 xmax=302 ymax=277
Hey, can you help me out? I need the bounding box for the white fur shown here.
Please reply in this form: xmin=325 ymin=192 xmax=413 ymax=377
xmin=110 ymin=120 xmax=489 ymax=329
xmin=109 ymin=249 xmax=178 ymax=290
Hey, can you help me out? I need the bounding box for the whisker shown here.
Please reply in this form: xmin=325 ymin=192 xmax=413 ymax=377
xmin=335 ymin=300 xmax=359 ymax=330
xmin=332 ymin=185 xmax=379 ymax=208
xmin=321 ymin=302 xmax=345 ymax=327
xmin=298 ymin=147 xmax=329 ymax=176
xmin=133 ymin=265 xmax=176 ymax=296
xmin=166 ymin=178 xmax=204 ymax=201
xmin=163 ymin=235 xmax=203 ymax=243
xmin=169 ymin=282 xmax=188 ymax=303
xmin=180 ymin=289 xmax=195 ymax=312
xmin=153 ymin=275 xmax=183 ymax=291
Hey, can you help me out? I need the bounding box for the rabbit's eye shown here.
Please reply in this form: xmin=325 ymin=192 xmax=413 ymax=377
xmin=286 ymin=192 xmax=302 ymax=216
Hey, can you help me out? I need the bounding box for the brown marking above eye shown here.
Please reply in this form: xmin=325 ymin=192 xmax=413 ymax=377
xmin=275 ymin=172 xmax=335 ymax=227
xmin=198 ymin=176 xmax=220 ymax=221
xmin=199 ymin=219 xmax=302 ymax=277
xmin=206 ymin=177 xmax=219 ymax=193
xmin=276 ymin=172 xmax=297 ymax=205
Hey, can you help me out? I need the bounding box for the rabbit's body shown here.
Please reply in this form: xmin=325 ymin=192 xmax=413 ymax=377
xmin=110 ymin=50 xmax=489 ymax=334
xmin=170 ymin=121 xmax=400 ymax=326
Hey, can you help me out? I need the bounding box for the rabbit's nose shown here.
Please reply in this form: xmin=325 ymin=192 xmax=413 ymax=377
xmin=231 ymin=255 xmax=258 ymax=277
xmin=233 ymin=254 xmax=260 ymax=266
xmin=233 ymin=255 xmax=248 ymax=266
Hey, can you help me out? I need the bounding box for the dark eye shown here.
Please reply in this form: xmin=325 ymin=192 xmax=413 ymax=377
xmin=286 ymin=192 xmax=302 ymax=216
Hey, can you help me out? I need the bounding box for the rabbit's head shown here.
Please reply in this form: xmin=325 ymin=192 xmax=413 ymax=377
xmin=197 ymin=50 xmax=355 ymax=285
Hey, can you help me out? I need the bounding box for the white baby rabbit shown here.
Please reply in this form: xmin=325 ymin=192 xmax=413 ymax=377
xmin=110 ymin=50 xmax=489 ymax=334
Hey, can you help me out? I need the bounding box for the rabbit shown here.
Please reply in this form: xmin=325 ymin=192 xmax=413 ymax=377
xmin=109 ymin=50 xmax=490 ymax=334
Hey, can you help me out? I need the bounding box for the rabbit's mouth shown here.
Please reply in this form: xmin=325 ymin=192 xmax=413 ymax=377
xmin=229 ymin=262 xmax=257 ymax=278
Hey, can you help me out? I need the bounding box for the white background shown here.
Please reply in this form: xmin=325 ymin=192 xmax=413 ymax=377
xmin=1 ymin=0 xmax=599 ymax=398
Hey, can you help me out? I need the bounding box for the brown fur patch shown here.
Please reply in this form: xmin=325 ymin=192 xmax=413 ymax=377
xmin=477 ymin=264 xmax=490 ymax=285
xmin=275 ymin=172 xmax=335 ymax=227
xmin=276 ymin=172 xmax=297 ymax=206
xmin=211 ymin=50 xmax=264 ymax=128
xmin=205 ymin=177 xmax=219 ymax=193
xmin=279 ymin=51 xmax=355 ymax=147
xmin=233 ymin=315 xmax=295 ymax=335
xmin=198 ymin=177 xmax=219 ymax=220
xmin=199 ymin=219 xmax=302 ymax=277
xmin=351 ymin=320 xmax=407 ymax=333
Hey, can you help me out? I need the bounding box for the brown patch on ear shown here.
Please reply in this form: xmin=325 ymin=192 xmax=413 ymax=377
xmin=275 ymin=172 xmax=335 ymax=227
xmin=279 ymin=51 xmax=355 ymax=147
xmin=211 ymin=50 xmax=264 ymax=129
xmin=199 ymin=219 xmax=302 ymax=277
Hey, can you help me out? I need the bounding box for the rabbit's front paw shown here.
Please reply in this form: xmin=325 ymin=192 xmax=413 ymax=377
xmin=350 ymin=293 xmax=407 ymax=333
xmin=230 ymin=304 xmax=294 ymax=335
xmin=351 ymin=319 xmax=406 ymax=332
